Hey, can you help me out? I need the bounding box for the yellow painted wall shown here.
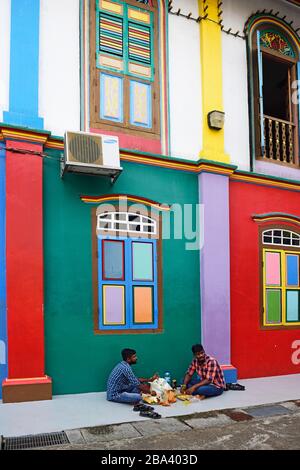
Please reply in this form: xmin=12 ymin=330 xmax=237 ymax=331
xmin=199 ymin=0 xmax=229 ymax=163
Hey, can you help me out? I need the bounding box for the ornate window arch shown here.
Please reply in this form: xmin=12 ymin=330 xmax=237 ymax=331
xmin=246 ymin=15 xmax=300 ymax=167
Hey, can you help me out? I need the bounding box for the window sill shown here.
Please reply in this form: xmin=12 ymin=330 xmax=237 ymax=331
xmin=260 ymin=324 xmax=300 ymax=331
xmin=94 ymin=328 xmax=164 ymax=335
xmin=256 ymin=156 xmax=299 ymax=169
xmin=90 ymin=120 xmax=159 ymax=139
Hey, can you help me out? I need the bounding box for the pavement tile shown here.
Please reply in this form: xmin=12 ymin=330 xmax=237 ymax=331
xmin=245 ymin=405 xmax=291 ymax=418
xmin=182 ymin=414 xmax=232 ymax=429
xmin=81 ymin=423 xmax=141 ymax=443
xmin=65 ymin=429 xmax=85 ymax=445
xmin=132 ymin=418 xmax=189 ymax=437
xmin=280 ymin=402 xmax=300 ymax=412
xmin=223 ymin=409 xmax=253 ymax=422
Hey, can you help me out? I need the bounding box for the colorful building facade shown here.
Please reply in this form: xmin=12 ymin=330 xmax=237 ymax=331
xmin=0 ymin=0 xmax=300 ymax=402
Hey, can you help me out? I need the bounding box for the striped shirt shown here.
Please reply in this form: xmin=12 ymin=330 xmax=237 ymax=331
xmin=187 ymin=355 xmax=225 ymax=389
xmin=107 ymin=361 xmax=140 ymax=400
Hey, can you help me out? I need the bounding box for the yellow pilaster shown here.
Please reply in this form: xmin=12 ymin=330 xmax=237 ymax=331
xmin=199 ymin=0 xmax=230 ymax=163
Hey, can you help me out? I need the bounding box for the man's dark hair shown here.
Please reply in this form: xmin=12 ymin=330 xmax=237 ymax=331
xmin=192 ymin=344 xmax=205 ymax=354
xmin=121 ymin=348 xmax=136 ymax=361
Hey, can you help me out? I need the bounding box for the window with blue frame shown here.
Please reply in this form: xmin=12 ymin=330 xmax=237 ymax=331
xmin=94 ymin=209 xmax=162 ymax=333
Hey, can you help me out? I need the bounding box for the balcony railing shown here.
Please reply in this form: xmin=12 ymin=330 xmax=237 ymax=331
xmin=262 ymin=115 xmax=296 ymax=165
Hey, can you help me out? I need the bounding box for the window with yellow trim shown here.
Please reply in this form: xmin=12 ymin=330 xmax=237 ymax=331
xmin=263 ymin=229 xmax=300 ymax=327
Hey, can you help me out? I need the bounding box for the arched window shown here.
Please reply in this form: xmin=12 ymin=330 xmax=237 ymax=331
xmin=90 ymin=0 xmax=160 ymax=137
xmin=247 ymin=18 xmax=300 ymax=166
xmin=263 ymin=228 xmax=300 ymax=247
xmin=262 ymin=228 xmax=300 ymax=327
xmin=97 ymin=212 xmax=157 ymax=235
xmin=93 ymin=205 xmax=162 ymax=333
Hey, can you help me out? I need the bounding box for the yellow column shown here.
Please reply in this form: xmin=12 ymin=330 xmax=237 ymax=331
xmin=199 ymin=0 xmax=229 ymax=163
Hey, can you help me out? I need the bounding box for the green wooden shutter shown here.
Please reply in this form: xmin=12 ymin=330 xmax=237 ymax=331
xmin=257 ymin=30 xmax=265 ymax=155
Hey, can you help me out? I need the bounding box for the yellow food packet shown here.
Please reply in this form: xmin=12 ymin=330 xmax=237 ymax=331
xmin=176 ymin=394 xmax=192 ymax=401
xmin=142 ymin=394 xmax=158 ymax=404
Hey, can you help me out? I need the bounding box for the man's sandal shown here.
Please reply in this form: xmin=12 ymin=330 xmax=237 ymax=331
xmin=139 ymin=410 xmax=161 ymax=419
xmin=133 ymin=403 xmax=154 ymax=412
xmin=226 ymin=383 xmax=245 ymax=391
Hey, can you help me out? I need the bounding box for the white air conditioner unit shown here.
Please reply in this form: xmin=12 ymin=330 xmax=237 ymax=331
xmin=61 ymin=131 xmax=123 ymax=182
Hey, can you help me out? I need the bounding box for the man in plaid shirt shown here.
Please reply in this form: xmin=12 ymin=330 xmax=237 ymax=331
xmin=182 ymin=344 xmax=225 ymax=399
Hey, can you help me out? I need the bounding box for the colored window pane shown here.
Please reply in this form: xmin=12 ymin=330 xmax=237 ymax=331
xmin=266 ymin=289 xmax=282 ymax=324
xmin=286 ymin=254 xmax=299 ymax=286
xmin=103 ymin=286 xmax=125 ymax=325
xmin=260 ymin=30 xmax=295 ymax=58
xmin=265 ymin=252 xmax=281 ymax=285
xmin=286 ymin=291 xmax=300 ymax=322
xmin=103 ymin=240 xmax=124 ymax=279
xmin=130 ymin=80 xmax=152 ymax=128
xmin=133 ymin=286 xmax=153 ymax=323
xmin=132 ymin=242 xmax=153 ymax=281
xmin=100 ymin=73 xmax=123 ymax=122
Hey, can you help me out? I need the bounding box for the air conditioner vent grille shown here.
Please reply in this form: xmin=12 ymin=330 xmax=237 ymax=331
xmin=68 ymin=134 xmax=103 ymax=164
xmin=62 ymin=131 xmax=122 ymax=181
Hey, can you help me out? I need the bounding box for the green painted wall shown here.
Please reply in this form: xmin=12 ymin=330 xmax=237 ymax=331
xmin=43 ymin=152 xmax=201 ymax=395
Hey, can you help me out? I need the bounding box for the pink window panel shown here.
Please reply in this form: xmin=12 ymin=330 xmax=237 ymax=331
xmin=266 ymin=252 xmax=281 ymax=286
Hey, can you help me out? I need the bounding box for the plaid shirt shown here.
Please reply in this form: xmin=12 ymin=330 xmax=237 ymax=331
xmin=107 ymin=361 xmax=140 ymax=400
xmin=187 ymin=355 xmax=225 ymax=389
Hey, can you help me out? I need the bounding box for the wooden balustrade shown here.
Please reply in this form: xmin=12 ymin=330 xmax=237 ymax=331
xmin=262 ymin=115 xmax=295 ymax=165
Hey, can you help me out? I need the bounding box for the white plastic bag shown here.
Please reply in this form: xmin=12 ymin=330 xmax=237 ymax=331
xmin=150 ymin=378 xmax=172 ymax=401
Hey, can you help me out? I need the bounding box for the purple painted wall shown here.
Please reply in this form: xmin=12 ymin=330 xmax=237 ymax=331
xmin=199 ymin=172 xmax=231 ymax=364
xmin=255 ymin=160 xmax=300 ymax=181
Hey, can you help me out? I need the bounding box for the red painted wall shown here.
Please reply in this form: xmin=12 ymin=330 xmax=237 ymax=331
xmin=6 ymin=140 xmax=45 ymax=378
xmin=90 ymin=128 xmax=162 ymax=154
xmin=230 ymin=181 xmax=300 ymax=378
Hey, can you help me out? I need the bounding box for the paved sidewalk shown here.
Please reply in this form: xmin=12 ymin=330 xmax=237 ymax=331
xmin=0 ymin=374 xmax=300 ymax=438
xmin=2 ymin=400 xmax=300 ymax=450
xmin=60 ymin=402 xmax=300 ymax=451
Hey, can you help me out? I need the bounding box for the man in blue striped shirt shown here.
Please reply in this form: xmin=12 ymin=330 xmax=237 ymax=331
xmin=107 ymin=349 xmax=158 ymax=404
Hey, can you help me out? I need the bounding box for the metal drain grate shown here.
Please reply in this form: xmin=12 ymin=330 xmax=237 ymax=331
xmin=2 ymin=431 xmax=70 ymax=450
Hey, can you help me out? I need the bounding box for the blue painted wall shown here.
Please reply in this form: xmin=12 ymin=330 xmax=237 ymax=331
xmin=3 ymin=0 xmax=44 ymax=129
xmin=0 ymin=143 xmax=7 ymax=400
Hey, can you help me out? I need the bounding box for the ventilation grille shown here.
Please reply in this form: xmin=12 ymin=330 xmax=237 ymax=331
xmin=66 ymin=132 xmax=103 ymax=165
xmin=2 ymin=432 xmax=69 ymax=450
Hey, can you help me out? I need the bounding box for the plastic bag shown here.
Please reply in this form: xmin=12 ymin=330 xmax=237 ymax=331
xmin=150 ymin=378 xmax=172 ymax=401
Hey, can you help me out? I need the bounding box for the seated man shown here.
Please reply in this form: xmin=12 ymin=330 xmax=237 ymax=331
xmin=182 ymin=344 xmax=225 ymax=398
xmin=107 ymin=348 xmax=158 ymax=404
